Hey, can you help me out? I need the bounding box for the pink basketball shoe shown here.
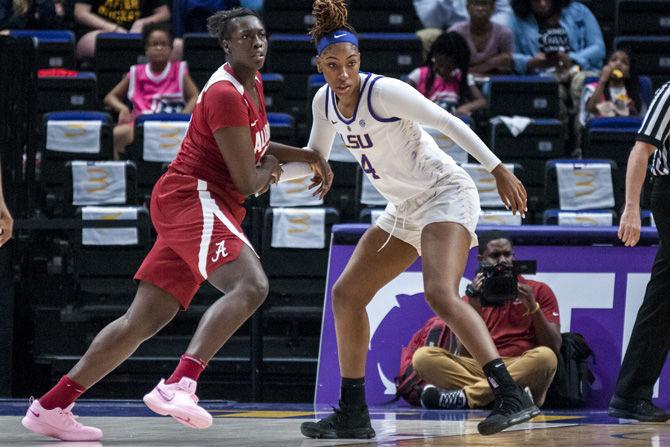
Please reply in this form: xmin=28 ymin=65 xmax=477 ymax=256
xmin=21 ymin=398 xmax=103 ymax=441
xmin=143 ymin=377 xmax=212 ymax=429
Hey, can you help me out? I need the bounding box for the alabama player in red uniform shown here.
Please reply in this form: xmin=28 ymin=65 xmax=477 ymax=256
xmin=21 ymin=8 xmax=332 ymax=442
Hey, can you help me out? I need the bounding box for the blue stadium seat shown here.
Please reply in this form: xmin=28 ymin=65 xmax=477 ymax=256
xmin=261 ymin=206 xmax=339 ymax=320
xmin=75 ymin=205 xmax=151 ymax=305
xmin=358 ymin=33 xmax=422 ymax=78
xmin=582 ymin=117 xmax=643 ymax=167
xmin=182 ymin=32 xmax=222 ymax=88
xmin=41 ymin=111 xmax=114 ymax=215
xmin=487 ymin=75 xmax=560 ymax=118
xmin=94 ymin=33 xmax=144 ymax=101
xmin=129 ymin=113 xmax=190 ymax=200
xmin=350 ymin=4 xmax=419 ymax=32
xmin=268 ymin=112 xmax=296 ymax=146
xmin=616 ymin=0 xmax=670 ymax=35
xmin=262 ymin=73 xmax=286 ymax=112
xmin=9 ymin=30 xmax=75 ymax=69
xmin=542 ymin=209 xmax=617 ymax=226
xmin=64 ymin=160 xmax=138 ymax=216
xmin=266 ymin=34 xmax=314 ymax=100
xmin=352 ymin=0 xmax=414 ymax=9
xmin=544 ymin=159 xmax=620 ymax=212
xmin=263 ymin=1 xmax=314 ymax=33
xmin=614 ymin=36 xmax=670 ymax=91
xmin=489 ymin=117 xmax=565 ymax=159
xmin=37 ymin=72 xmax=98 ymax=113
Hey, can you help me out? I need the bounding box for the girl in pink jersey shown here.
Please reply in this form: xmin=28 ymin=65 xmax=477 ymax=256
xmin=22 ymin=9 xmax=332 ymax=442
xmin=104 ymin=23 xmax=200 ymax=159
xmin=407 ymin=31 xmax=486 ymax=117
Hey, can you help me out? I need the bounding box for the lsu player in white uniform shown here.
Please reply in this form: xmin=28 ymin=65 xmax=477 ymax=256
xmin=292 ymin=0 xmax=539 ymax=440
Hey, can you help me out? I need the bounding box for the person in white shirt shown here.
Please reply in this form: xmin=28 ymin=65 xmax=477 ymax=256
xmin=293 ymin=0 xmax=538 ymax=440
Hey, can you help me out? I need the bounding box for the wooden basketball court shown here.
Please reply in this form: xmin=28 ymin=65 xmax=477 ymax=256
xmin=1 ymin=400 xmax=668 ymax=446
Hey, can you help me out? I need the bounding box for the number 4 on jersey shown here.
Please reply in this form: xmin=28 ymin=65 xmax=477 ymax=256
xmin=360 ymin=154 xmax=380 ymax=179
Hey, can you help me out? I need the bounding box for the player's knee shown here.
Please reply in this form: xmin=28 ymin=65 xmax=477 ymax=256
xmin=121 ymin=312 xmax=168 ymax=341
xmin=423 ymin=283 xmax=459 ymax=315
xmin=331 ymin=278 xmax=362 ymax=314
xmin=239 ymin=274 xmax=269 ymax=309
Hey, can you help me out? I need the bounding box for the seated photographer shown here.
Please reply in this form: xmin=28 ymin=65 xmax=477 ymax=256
xmin=412 ymin=230 xmax=561 ymax=409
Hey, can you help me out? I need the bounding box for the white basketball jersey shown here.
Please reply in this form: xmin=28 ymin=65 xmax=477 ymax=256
xmin=315 ymin=73 xmax=460 ymax=205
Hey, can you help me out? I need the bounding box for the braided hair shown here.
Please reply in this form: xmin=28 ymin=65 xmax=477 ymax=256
xmin=207 ymin=7 xmax=263 ymax=46
xmin=309 ymin=0 xmax=356 ymax=45
xmin=424 ymin=32 xmax=472 ymax=104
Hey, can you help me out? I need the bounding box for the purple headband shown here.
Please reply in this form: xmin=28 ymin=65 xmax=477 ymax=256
xmin=316 ymin=29 xmax=358 ymax=55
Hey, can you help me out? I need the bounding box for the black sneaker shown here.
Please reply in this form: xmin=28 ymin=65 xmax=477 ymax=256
xmin=608 ymin=395 xmax=670 ymax=422
xmin=477 ymin=385 xmax=540 ymax=436
xmin=300 ymin=401 xmax=376 ymax=439
xmin=420 ymin=385 xmax=468 ymax=409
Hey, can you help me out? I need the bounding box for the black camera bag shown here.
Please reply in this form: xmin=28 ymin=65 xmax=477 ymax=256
xmin=544 ymin=332 xmax=595 ymax=408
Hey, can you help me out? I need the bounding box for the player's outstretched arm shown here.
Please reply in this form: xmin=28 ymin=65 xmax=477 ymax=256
xmin=371 ymin=77 xmax=501 ymax=171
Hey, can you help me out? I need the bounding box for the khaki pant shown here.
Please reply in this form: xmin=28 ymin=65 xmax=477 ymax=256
xmin=412 ymin=346 xmax=557 ymax=408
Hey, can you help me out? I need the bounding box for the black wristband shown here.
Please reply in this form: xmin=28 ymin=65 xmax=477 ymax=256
xmin=465 ymin=284 xmax=480 ymax=298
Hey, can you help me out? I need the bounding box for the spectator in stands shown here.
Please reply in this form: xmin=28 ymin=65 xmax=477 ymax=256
xmin=21 ymin=8 xmax=332 ymax=443
xmin=413 ymin=230 xmax=560 ymax=409
xmin=509 ymin=0 xmax=604 ymax=77
xmin=609 ymin=80 xmax=670 ymax=423
xmin=508 ymin=0 xmax=604 ymax=131
xmin=448 ymin=0 xmax=513 ymax=76
xmin=407 ymin=31 xmax=486 ymax=116
xmin=0 ymin=0 xmax=62 ymax=30
xmin=414 ymin=0 xmax=511 ymax=56
xmin=578 ymin=49 xmax=644 ymax=126
xmin=73 ymin=0 xmax=170 ymax=59
xmin=0 ymin=160 xmax=12 ymax=247
xmin=104 ymin=23 xmax=199 ymax=159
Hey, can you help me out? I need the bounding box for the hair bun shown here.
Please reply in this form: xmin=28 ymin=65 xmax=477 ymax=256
xmin=309 ymin=0 xmax=352 ymax=43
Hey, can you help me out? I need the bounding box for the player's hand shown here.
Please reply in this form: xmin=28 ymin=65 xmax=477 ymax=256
xmin=491 ymin=164 xmax=527 ymax=217
xmin=255 ymin=155 xmax=282 ymax=195
xmin=618 ymin=206 xmax=641 ymax=247
xmin=308 ymin=153 xmax=334 ymax=199
xmin=0 ymin=200 xmax=13 ymax=247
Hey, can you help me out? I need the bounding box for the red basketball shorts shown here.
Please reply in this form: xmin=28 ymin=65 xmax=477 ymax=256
xmin=135 ymin=170 xmax=256 ymax=309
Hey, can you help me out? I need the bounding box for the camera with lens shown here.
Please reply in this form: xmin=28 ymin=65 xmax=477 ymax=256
xmin=469 ymin=260 xmax=537 ymax=307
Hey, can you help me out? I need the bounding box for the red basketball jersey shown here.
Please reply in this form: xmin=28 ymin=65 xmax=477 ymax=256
xmin=171 ymin=63 xmax=270 ymax=205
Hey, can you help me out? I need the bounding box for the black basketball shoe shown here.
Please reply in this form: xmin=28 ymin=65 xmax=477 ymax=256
xmin=300 ymin=401 xmax=376 ymax=439
xmin=477 ymin=385 xmax=540 ymax=436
